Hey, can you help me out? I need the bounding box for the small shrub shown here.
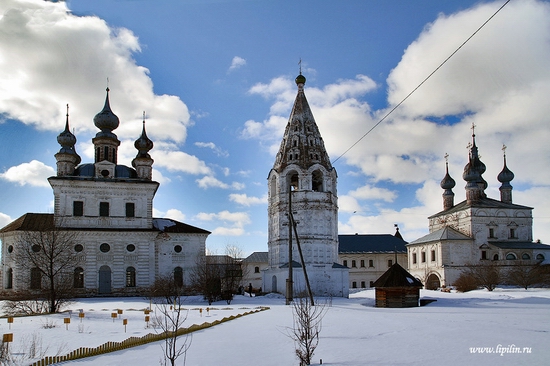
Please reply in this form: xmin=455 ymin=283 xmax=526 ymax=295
xmin=454 ymin=273 xmax=479 ymax=292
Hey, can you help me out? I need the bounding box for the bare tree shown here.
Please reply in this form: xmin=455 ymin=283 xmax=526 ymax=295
xmin=11 ymin=219 xmax=80 ymax=313
xmin=506 ymin=263 xmax=549 ymax=289
xmin=287 ymin=296 xmax=328 ymax=366
xmin=190 ymin=245 xmax=245 ymax=305
xmin=461 ymin=263 xmax=501 ymax=291
xmin=153 ymin=291 xmax=191 ymax=366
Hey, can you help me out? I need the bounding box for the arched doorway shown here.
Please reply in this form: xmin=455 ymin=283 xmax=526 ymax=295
xmin=271 ymin=275 xmax=277 ymax=292
xmin=426 ymin=273 xmax=441 ymax=290
xmin=98 ymin=265 xmax=112 ymax=294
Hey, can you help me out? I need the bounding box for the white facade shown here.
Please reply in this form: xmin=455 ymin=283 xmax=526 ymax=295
xmin=0 ymin=90 xmax=209 ymax=296
xmin=407 ymin=134 xmax=550 ymax=288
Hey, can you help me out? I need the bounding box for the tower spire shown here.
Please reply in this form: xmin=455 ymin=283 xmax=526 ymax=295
xmin=463 ymin=124 xmax=487 ymax=203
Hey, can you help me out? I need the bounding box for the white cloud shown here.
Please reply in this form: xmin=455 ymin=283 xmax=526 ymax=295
xmin=0 ymin=0 xmax=190 ymax=144
xmin=347 ymin=185 xmax=397 ymax=202
xmin=228 ymin=56 xmax=246 ymax=72
xmin=154 ymin=149 xmax=212 ymax=175
xmin=0 ymin=160 xmax=55 ymax=187
xmin=195 ymin=210 xmax=251 ymax=237
xmin=229 ymin=193 xmax=267 ymax=207
xmin=0 ymin=212 xmax=12 ymax=228
xmin=195 ymin=141 xmax=229 ymax=157
xmin=196 ymin=176 xmax=244 ymax=190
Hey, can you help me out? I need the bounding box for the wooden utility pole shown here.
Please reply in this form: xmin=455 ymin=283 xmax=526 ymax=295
xmin=286 ymin=186 xmax=293 ymax=305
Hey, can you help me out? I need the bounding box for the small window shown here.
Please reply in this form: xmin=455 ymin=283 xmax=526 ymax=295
xmin=174 ymin=245 xmax=182 ymax=253
xmin=125 ymin=202 xmax=135 ymax=218
xmin=481 ymin=251 xmax=487 ymax=260
xmin=126 ymin=244 xmax=136 ymax=252
xmin=73 ymin=201 xmax=84 ymax=216
xmin=421 ymin=252 xmax=426 ymax=263
xmin=488 ymin=228 xmax=495 ymax=238
xmin=30 ymin=267 xmax=42 ymax=290
xmin=521 ymin=253 xmax=531 ymax=260
xmin=368 ymin=259 xmax=374 ymax=268
xmin=32 ymin=244 xmax=41 ymax=253
xmin=351 ymin=260 xmax=357 ymax=268
xmin=431 ymin=250 xmax=436 ymax=261
xmin=74 ymin=244 xmax=84 ymax=252
xmin=493 ymin=254 xmax=499 ymax=261
xmin=174 ymin=267 xmax=183 ymax=287
xmin=360 ymin=260 xmax=365 ymax=268
xmin=74 ymin=267 xmax=84 ymax=288
xmin=369 ymin=281 xmax=374 ymax=287
xmin=352 ymin=281 xmax=357 ymax=288
xmin=126 ymin=267 xmax=136 ymax=287
xmin=343 ymin=260 xmax=348 ymax=267
xmin=506 ymin=253 xmax=517 ymax=260
xmin=99 ymin=243 xmax=111 ymax=253
xmin=99 ymin=202 xmax=109 ymax=217
xmin=536 ymin=254 xmax=545 ymax=261
xmin=254 ymin=266 xmax=260 ymax=273
xmin=7 ymin=245 xmax=13 ymax=254
xmin=5 ymin=268 xmax=13 ymax=289
xmin=387 ymin=259 xmax=393 ymax=268
xmin=412 ymin=253 xmax=417 ymax=264
xmin=360 ymin=281 xmax=366 ymax=288
xmin=509 ymin=228 xmax=516 ymax=239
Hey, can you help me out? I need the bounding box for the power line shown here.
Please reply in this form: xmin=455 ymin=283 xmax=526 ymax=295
xmin=331 ymin=0 xmax=511 ymax=165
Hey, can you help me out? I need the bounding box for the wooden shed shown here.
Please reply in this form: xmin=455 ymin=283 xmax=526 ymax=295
xmin=372 ymin=263 xmax=423 ymax=308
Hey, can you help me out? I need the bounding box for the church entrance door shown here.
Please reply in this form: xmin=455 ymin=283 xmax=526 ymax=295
xmin=271 ymin=275 xmax=277 ymax=292
xmin=426 ymin=273 xmax=440 ymax=290
xmin=98 ymin=265 xmax=112 ymax=294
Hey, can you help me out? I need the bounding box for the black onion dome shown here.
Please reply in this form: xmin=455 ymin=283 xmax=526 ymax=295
xmin=93 ymin=88 xmax=120 ymax=136
xmin=134 ymin=120 xmax=154 ymax=158
xmin=295 ymin=74 xmax=306 ymax=85
xmin=57 ymin=114 xmax=77 ymax=151
xmin=498 ymin=156 xmax=514 ymax=184
xmin=440 ymin=166 xmax=456 ymax=190
xmin=462 ymin=135 xmax=486 ymax=183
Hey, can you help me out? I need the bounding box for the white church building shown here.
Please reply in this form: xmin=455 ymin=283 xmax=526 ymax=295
xmin=407 ymin=130 xmax=550 ymax=289
xmin=0 ymin=89 xmax=209 ymax=296
xmin=262 ymin=74 xmax=349 ymax=298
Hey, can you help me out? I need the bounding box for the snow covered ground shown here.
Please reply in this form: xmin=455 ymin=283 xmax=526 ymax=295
xmin=1 ymin=288 xmax=549 ymax=365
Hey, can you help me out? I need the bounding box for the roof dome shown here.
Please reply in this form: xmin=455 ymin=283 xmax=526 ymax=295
xmin=93 ymin=88 xmax=119 ymax=137
xmin=497 ymin=155 xmax=514 ymax=184
xmin=134 ymin=119 xmax=153 ymax=158
xmin=295 ymin=74 xmax=306 ymax=85
xmin=440 ymin=168 xmax=455 ymax=190
xmin=56 ymin=105 xmax=81 ymax=164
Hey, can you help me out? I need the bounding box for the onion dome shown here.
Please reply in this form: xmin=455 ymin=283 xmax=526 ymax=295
xmin=56 ymin=104 xmax=81 ymax=164
xmin=93 ymin=87 xmax=120 ymax=137
xmin=462 ymin=131 xmax=486 ymax=184
xmin=295 ymin=74 xmax=306 ymax=85
xmin=497 ymin=154 xmax=514 ymax=185
xmin=134 ymin=116 xmax=153 ymax=158
xmin=440 ymin=160 xmax=456 ymax=190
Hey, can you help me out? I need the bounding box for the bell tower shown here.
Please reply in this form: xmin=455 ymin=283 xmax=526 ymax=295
xmin=264 ymin=73 xmax=348 ymax=297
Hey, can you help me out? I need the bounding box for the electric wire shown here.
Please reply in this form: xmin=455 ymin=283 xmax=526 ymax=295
xmin=331 ymin=0 xmax=511 ymax=165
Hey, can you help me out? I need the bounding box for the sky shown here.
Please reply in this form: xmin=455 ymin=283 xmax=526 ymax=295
xmin=0 ymin=0 xmax=549 ymax=256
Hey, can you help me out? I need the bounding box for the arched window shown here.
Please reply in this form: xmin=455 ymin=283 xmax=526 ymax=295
xmin=521 ymin=253 xmax=531 ymax=260
xmin=288 ymin=172 xmax=299 ymax=191
xmin=30 ymin=267 xmax=42 ymax=290
xmin=74 ymin=267 xmax=84 ymax=288
xmin=536 ymin=254 xmax=545 ymax=261
xmin=493 ymin=254 xmax=499 ymax=261
xmin=506 ymin=253 xmax=517 ymax=260
xmin=174 ymin=267 xmax=183 ymax=288
xmin=5 ymin=268 xmax=13 ymax=289
xmin=254 ymin=266 xmax=260 ymax=273
xmin=312 ymin=170 xmax=323 ymax=192
xmin=126 ymin=267 xmax=136 ymax=287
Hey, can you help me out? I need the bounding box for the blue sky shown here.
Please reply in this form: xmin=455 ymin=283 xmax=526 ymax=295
xmin=1 ymin=0 xmax=549 ymax=255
